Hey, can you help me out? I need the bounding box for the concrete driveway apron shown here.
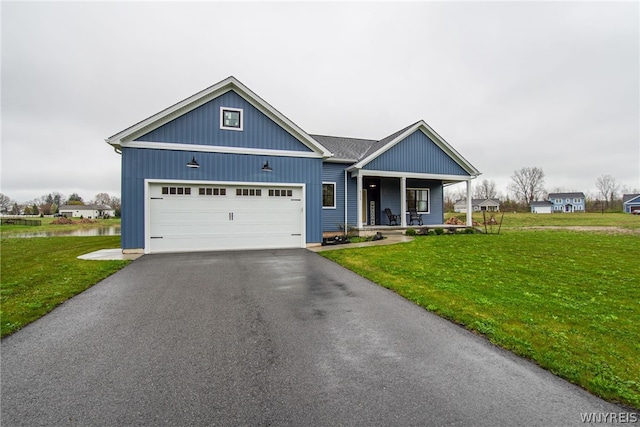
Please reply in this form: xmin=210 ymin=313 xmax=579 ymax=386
xmin=1 ymin=249 xmax=634 ymax=426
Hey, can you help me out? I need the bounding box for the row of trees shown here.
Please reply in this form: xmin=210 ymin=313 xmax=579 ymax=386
xmin=445 ymin=168 xmax=638 ymax=212
xmin=0 ymin=192 xmax=121 ymax=217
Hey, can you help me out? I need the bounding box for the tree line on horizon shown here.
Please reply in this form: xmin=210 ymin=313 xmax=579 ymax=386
xmin=444 ymin=168 xmax=639 ymax=213
xmin=0 ymin=192 xmax=121 ymax=217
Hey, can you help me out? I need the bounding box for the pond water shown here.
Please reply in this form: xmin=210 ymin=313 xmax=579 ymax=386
xmin=6 ymin=227 xmax=121 ymax=238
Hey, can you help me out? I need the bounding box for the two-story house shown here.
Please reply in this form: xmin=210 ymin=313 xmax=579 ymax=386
xmin=548 ymin=192 xmax=586 ymax=213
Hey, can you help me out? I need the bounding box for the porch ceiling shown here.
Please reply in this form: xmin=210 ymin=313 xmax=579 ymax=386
xmin=349 ymin=168 xmax=474 ymax=183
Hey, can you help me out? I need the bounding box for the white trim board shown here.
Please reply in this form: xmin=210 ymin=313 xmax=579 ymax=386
xmin=122 ymin=141 xmax=324 ymax=159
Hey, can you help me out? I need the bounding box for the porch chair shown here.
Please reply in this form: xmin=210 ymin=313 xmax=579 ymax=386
xmin=384 ymin=208 xmax=401 ymax=226
xmin=408 ymin=208 xmax=423 ymax=226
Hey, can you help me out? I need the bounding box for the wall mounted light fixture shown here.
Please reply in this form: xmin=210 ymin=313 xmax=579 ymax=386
xmin=186 ymin=156 xmax=200 ymax=168
xmin=261 ymin=161 xmax=273 ymax=172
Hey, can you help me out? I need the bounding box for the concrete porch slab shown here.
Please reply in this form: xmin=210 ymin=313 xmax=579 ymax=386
xmin=77 ymin=249 xmax=143 ymax=261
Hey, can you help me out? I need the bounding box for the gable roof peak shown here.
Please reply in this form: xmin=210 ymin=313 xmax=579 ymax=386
xmin=105 ymin=76 xmax=332 ymax=158
xmin=349 ymin=120 xmax=480 ymax=176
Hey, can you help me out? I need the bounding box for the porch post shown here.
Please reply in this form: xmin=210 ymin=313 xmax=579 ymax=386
xmin=400 ymin=176 xmax=407 ymax=227
xmin=466 ymin=179 xmax=473 ymax=226
xmin=357 ymin=173 xmax=363 ymax=229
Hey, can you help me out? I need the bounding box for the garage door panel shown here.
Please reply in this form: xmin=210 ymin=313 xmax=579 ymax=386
xmin=148 ymin=183 xmax=304 ymax=253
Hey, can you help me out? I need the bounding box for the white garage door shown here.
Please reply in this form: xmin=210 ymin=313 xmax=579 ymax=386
xmin=148 ymin=183 xmax=304 ymax=253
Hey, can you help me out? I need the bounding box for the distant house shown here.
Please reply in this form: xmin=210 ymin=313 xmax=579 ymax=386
xmin=454 ymin=198 xmax=500 ymax=213
xmin=58 ymin=205 xmax=115 ymax=218
xmin=548 ymin=192 xmax=585 ymax=213
xmin=530 ymin=201 xmax=553 ymax=214
xmin=623 ymin=194 xmax=640 ymax=214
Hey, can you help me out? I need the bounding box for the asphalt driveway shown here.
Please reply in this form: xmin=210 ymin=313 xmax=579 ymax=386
xmin=1 ymin=249 xmax=633 ymax=426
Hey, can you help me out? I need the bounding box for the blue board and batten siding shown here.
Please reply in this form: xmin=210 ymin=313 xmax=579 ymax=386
xmin=322 ymin=162 xmax=357 ymax=232
xmin=121 ymin=149 xmax=322 ymax=250
xmin=360 ymin=129 xmax=461 ymax=224
xmin=136 ymin=91 xmax=313 ymax=152
xmin=120 ymin=89 xmax=322 ymax=250
xmin=364 ymin=130 xmax=469 ymax=176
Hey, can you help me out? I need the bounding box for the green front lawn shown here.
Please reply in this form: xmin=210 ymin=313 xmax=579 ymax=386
xmin=321 ymin=230 xmax=640 ymax=409
xmin=0 ymin=236 xmax=130 ymax=337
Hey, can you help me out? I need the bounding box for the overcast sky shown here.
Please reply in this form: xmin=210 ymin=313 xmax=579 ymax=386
xmin=2 ymin=1 xmax=639 ymax=204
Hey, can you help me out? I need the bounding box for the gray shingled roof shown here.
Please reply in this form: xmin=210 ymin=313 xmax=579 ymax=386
xmin=309 ymin=135 xmax=377 ymax=162
xmin=623 ymin=194 xmax=640 ymax=203
xmin=454 ymin=198 xmax=501 ymax=205
xmin=360 ymin=122 xmax=419 ymax=159
xmin=59 ymin=204 xmax=113 ymax=211
xmin=548 ymin=192 xmax=585 ymax=199
xmin=311 ymin=121 xmax=419 ymax=163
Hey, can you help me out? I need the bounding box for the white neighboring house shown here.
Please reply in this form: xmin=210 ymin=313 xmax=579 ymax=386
xmin=58 ymin=204 xmax=115 ymax=218
xmin=530 ymin=201 xmax=553 ymax=214
xmin=454 ymin=198 xmax=500 ymax=213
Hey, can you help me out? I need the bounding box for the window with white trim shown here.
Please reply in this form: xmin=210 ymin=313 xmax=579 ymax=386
xmin=220 ymin=107 xmax=243 ymax=131
xmin=406 ymin=188 xmax=430 ymax=213
xmin=322 ymin=183 xmax=336 ymax=208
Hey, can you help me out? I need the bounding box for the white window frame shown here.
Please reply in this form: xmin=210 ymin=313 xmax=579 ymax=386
xmin=322 ymin=182 xmax=336 ymax=209
xmin=220 ymin=107 xmax=243 ymax=131
xmin=406 ymin=188 xmax=430 ymax=213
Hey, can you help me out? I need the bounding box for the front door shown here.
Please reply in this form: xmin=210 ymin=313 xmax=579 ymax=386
xmin=362 ymin=178 xmax=380 ymax=225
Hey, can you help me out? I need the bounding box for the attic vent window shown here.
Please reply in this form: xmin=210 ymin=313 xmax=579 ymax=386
xmin=221 ymin=107 xmax=243 ymax=131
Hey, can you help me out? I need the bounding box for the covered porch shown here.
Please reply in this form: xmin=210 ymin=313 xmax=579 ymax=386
xmin=351 ymin=169 xmax=475 ymax=230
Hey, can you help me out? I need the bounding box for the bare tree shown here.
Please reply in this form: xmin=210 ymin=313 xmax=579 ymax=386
xmin=93 ymin=192 xmax=112 ymax=206
xmin=508 ymin=167 xmax=545 ymax=204
xmin=444 ymin=184 xmax=467 ymax=212
xmin=0 ymin=193 xmax=14 ymax=214
xmin=473 ymin=179 xmax=498 ymax=199
xmin=595 ymin=174 xmax=619 ymax=209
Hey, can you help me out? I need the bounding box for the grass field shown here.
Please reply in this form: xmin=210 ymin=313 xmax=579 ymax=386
xmin=0 ymin=236 xmax=129 ymax=338
xmin=321 ymin=229 xmax=640 ymax=409
xmin=446 ymin=211 xmax=640 ymax=229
